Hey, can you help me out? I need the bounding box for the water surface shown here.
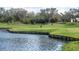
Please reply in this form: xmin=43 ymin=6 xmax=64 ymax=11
xmin=0 ymin=30 xmax=65 ymax=51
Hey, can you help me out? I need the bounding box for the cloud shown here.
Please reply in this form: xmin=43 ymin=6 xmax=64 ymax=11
xmin=0 ymin=0 xmax=79 ymax=13
xmin=0 ymin=0 xmax=79 ymax=7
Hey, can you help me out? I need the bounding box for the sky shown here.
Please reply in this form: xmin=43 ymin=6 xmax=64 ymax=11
xmin=0 ymin=0 xmax=79 ymax=13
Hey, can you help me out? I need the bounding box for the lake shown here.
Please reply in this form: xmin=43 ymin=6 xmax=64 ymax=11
xmin=0 ymin=29 xmax=65 ymax=51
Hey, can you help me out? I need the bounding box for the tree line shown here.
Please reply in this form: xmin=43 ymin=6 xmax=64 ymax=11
xmin=0 ymin=7 xmax=79 ymax=24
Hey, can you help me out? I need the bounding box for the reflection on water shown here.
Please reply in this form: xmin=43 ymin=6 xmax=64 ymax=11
xmin=0 ymin=30 xmax=65 ymax=51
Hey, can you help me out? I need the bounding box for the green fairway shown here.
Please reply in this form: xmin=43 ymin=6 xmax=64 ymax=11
xmin=0 ymin=22 xmax=79 ymax=39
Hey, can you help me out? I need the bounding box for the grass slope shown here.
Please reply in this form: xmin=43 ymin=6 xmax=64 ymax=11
xmin=0 ymin=22 xmax=79 ymax=39
xmin=62 ymin=41 xmax=79 ymax=51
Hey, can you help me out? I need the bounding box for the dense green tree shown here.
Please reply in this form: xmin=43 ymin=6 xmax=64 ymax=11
xmin=1 ymin=7 xmax=79 ymax=24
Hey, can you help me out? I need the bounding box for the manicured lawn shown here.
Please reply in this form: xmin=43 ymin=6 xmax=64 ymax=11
xmin=0 ymin=22 xmax=79 ymax=39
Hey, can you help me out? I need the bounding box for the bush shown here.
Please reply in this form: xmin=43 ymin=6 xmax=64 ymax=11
xmin=66 ymin=22 xmax=76 ymax=25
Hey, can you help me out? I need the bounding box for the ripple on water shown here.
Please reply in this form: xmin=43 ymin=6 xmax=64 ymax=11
xmin=0 ymin=30 xmax=65 ymax=51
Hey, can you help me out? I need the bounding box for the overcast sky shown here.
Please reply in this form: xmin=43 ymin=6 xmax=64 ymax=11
xmin=0 ymin=0 xmax=79 ymax=13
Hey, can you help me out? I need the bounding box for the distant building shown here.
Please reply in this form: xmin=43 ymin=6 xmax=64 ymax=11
xmin=76 ymin=18 xmax=79 ymax=22
xmin=71 ymin=18 xmax=79 ymax=23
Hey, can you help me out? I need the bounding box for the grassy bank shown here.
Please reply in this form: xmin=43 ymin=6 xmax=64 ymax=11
xmin=0 ymin=22 xmax=79 ymax=39
xmin=62 ymin=41 xmax=79 ymax=51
